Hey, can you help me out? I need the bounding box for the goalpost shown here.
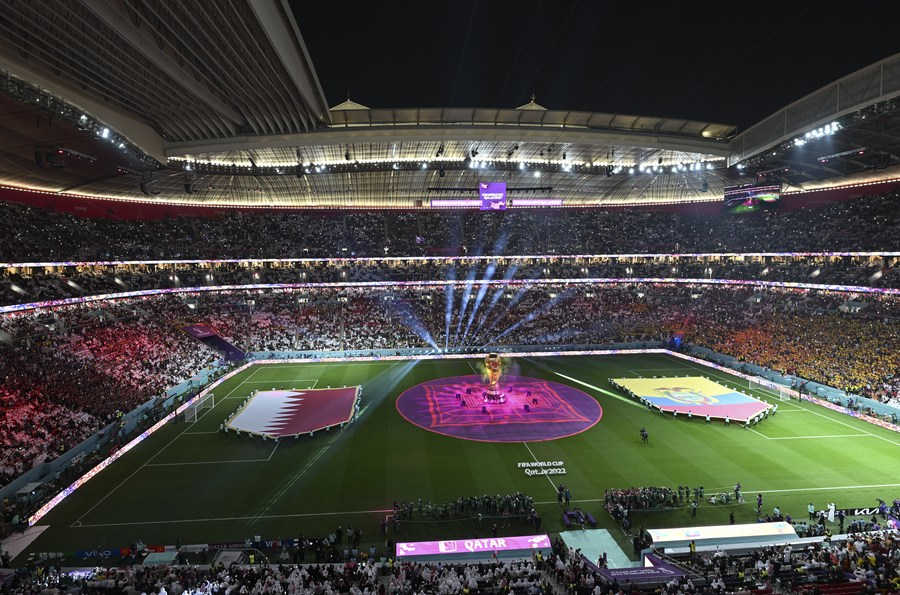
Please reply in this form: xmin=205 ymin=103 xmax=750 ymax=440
xmin=749 ymin=377 xmax=792 ymax=402
xmin=184 ymin=392 xmax=216 ymax=423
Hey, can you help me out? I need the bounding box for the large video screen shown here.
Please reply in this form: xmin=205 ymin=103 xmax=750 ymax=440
xmin=723 ymin=183 xmax=781 ymax=213
xmin=479 ymin=182 xmax=507 ymax=210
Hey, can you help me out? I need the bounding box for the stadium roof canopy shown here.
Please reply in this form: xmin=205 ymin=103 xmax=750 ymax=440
xmin=0 ymin=5 xmax=898 ymax=209
xmin=0 ymin=0 xmax=330 ymax=158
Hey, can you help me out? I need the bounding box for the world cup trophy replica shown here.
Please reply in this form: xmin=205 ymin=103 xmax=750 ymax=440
xmin=482 ymin=353 xmax=505 ymax=403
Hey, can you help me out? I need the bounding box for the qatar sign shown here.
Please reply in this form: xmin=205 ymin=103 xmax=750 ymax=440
xmin=396 ymin=534 xmax=550 ymax=557
xmin=479 ymin=182 xmax=507 ymax=210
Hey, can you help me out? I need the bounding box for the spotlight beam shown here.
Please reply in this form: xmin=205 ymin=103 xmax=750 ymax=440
xmin=460 ymin=260 xmax=497 ymax=344
xmin=381 ymin=293 xmax=439 ymax=350
xmin=484 ymin=288 xmax=574 ymax=347
xmin=443 ymin=266 xmax=456 ymax=351
xmin=475 ymin=281 xmax=534 ymax=345
xmin=453 ymin=266 xmax=479 ymax=346
xmin=460 ymin=232 xmax=508 ymax=345
xmin=469 ymin=263 xmax=519 ymax=342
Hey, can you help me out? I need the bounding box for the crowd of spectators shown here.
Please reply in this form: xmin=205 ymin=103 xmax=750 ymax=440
xmin=2 ymin=253 xmax=898 ymax=307
xmin=2 ymin=532 xmax=898 ymax=594
xmin=1 ymin=281 xmax=898 ymax=493
xmin=0 ymin=301 xmax=219 ymax=491
xmin=1 ymin=558 xmax=551 ymax=594
xmin=682 ymin=531 xmax=899 ymax=593
xmin=0 ymin=189 xmax=897 ymax=264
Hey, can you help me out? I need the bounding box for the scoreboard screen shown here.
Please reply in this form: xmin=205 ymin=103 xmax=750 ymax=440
xmin=479 ymin=182 xmax=507 ymax=210
xmin=723 ymin=183 xmax=781 ymax=212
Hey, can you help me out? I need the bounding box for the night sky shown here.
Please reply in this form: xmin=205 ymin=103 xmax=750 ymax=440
xmin=293 ymin=2 xmax=900 ymax=131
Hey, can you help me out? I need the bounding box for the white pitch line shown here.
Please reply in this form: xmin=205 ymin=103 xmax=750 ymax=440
xmin=552 ymin=372 xmax=645 ymax=410
xmin=531 ymin=482 xmax=900 ymax=506
xmin=147 ymin=458 xmax=270 ymax=467
xmin=749 ymin=483 xmax=900 ymax=495
xmin=241 ymin=379 xmax=319 ymax=384
xmin=677 ymin=359 xmax=900 ymax=446
xmin=748 ymin=427 xmax=769 ymax=439
xmin=256 ymin=362 xmax=389 ymax=369
xmin=74 ymin=369 xmax=256 ymax=524
xmin=522 ymin=442 xmax=557 ymax=492
xmin=72 ymin=507 xmax=395 ymax=529
xmin=765 ymin=433 xmax=871 ymax=440
xmin=149 ymin=441 xmax=281 ymax=466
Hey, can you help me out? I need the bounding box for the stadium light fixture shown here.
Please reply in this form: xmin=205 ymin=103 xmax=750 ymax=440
xmin=533 ymin=170 xmax=541 ymax=178
xmin=101 ymin=127 xmax=109 ymax=139
xmin=518 ymin=162 xmax=526 ymax=170
xmin=628 ymin=168 xmax=635 ymax=175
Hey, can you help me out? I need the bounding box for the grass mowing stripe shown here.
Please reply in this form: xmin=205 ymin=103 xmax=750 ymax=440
xmin=35 ymin=355 xmax=893 ymax=557
xmin=249 ymin=443 xmax=334 ymax=526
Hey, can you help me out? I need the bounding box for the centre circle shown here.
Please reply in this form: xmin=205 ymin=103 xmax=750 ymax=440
xmin=395 ymin=374 xmax=603 ymax=442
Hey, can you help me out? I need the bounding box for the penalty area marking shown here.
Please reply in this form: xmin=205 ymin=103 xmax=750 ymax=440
xmin=748 ymin=429 xmax=872 ymax=440
xmin=74 ymin=369 xmax=258 ymax=524
xmin=145 ymin=442 xmax=280 ymax=467
xmin=677 ymin=359 xmax=900 ymax=446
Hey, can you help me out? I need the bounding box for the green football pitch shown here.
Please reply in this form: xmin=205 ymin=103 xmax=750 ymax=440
xmin=26 ymin=353 xmax=900 ymax=558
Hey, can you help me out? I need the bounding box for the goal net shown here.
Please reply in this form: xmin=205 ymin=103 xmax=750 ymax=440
xmin=749 ymin=377 xmax=792 ymax=402
xmin=184 ymin=392 xmax=216 ymax=423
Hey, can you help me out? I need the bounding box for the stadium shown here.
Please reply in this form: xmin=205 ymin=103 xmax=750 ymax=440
xmin=0 ymin=3 xmax=899 ymax=594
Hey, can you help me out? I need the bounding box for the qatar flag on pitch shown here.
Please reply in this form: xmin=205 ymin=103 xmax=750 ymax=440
xmin=226 ymin=388 xmax=358 ymax=437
